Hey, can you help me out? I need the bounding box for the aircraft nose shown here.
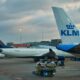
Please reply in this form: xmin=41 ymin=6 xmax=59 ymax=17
xmin=0 ymin=49 xmax=3 ymax=53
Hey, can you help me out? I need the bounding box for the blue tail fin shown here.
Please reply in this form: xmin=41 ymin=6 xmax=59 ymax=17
xmin=0 ymin=40 xmax=12 ymax=48
xmin=52 ymin=7 xmax=80 ymax=44
xmin=0 ymin=40 xmax=6 ymax=48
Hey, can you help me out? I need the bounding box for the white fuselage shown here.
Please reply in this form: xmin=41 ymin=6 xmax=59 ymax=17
xmin=1 ymin=47 xmax=73 ymax=58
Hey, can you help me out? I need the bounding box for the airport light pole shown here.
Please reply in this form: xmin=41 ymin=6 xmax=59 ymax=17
xmin=42 ymin=31 xmax=43 ymax=41
xmin=42 ymin=30 xmax=44 ymax=41
xmin=19 ymin=28 xmax=22 ymax=43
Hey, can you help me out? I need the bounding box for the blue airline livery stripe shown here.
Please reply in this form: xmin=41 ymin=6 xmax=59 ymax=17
xmin=56 ymin=44 xmax=76 ymax=51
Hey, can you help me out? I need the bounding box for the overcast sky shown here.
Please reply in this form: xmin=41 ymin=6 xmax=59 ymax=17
xmin=0 ymin=0 xmax=80 ymax=43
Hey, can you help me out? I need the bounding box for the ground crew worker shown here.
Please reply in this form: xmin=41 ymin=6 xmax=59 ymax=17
xmin=57 ymin=57 xmax=65 ymax=67
xmin=45 ymin=58 xmax=56 ymax=76
xmin=35 ymin=59 xmax=45 ymax=75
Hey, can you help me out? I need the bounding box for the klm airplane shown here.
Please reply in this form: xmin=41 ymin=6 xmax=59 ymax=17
xmin=0 ymin=7 xmax=79 ymax=61
xmin=52 ymin=7 xmax=80 ymax=57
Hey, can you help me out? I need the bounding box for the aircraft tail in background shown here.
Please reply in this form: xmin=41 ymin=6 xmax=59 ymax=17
xmin=0 ymin=40 xmax=6 ymax=48
xmin=0 ymin=40 xmax=12 ymax=48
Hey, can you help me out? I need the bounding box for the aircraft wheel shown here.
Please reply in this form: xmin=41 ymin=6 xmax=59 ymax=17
xmin=34 ymin=58 xmax=40 ymax=62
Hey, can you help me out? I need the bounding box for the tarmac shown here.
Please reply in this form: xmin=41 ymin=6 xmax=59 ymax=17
xmin=0 ymin=58 xmax=80 ymax=80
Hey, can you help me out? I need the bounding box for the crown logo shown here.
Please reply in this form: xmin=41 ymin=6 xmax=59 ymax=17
xmin=66 ymin=23 xmax=75 ymax=29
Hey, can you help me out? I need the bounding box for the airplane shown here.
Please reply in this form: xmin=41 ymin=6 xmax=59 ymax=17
xmin=52 ymin=7 xmax=80 ymax=58
xmin=0 ymin=41 xmax=73 ymax=61
xmin=0 ymin=7 xmax=79 ymax=61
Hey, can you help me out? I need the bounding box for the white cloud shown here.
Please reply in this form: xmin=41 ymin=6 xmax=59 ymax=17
xmin=0 ymin=0 xmax=7 ymax=4
xmin=62 ymin=2 xmax=80 ymax=10
xmin=0 ymin=0 xmax=80 ymax=43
